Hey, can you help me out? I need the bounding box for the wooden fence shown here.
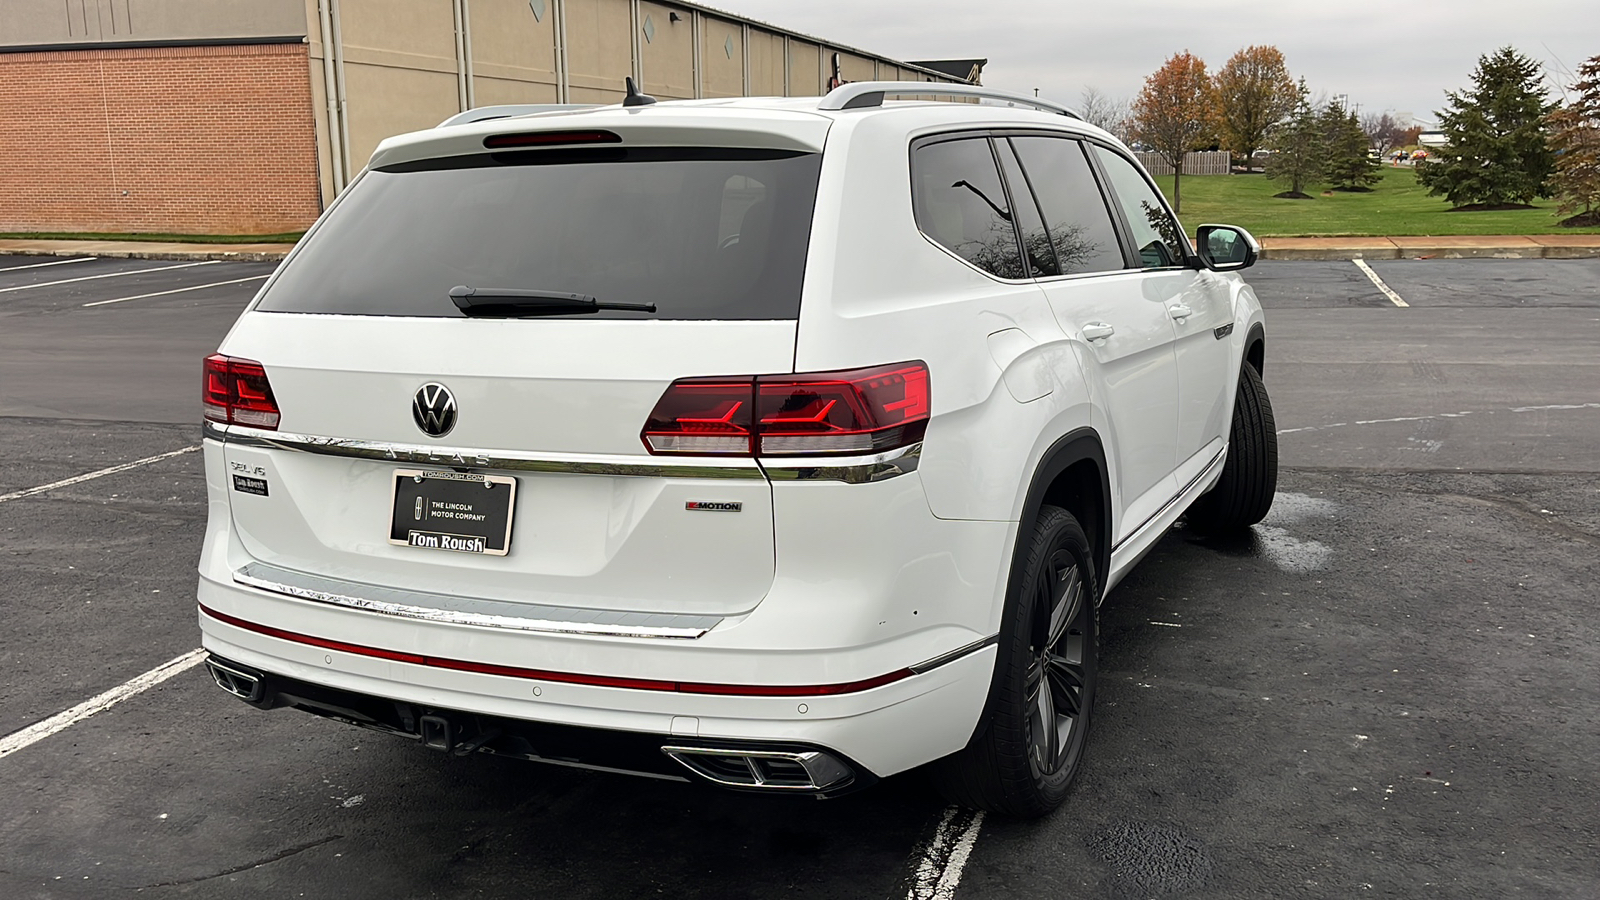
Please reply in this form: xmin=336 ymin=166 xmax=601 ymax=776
xmin=1133 ymin=150 xmax=1231 ymax=176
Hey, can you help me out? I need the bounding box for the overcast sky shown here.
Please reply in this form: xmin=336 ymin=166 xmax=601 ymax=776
xmin=708 ymin=0 xmax=1598 ymax=127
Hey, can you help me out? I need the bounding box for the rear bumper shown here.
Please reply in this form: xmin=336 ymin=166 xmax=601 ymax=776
xmin=199 ymin=593 xmax=998 ymax=779
xmin=197 ymin=431 xmax=1015 ymax=780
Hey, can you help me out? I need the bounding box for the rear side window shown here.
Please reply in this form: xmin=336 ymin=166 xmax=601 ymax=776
xmin=1008 ymin=137 xmax=1126 ymax=276
xmin=257 ymin=147 xmax=822 ymax=319
xmin=911 ymin=138 xmax=1026 ymax=280
xmin=1089 ymin=145 xmax=1189 ymax=269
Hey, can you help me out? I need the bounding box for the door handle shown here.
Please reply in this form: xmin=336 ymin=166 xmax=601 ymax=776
xmin=1082 ymin=322 xmax=1115 ymax=341
xmin=1168 ymin=304 xmax=1193 ymax=321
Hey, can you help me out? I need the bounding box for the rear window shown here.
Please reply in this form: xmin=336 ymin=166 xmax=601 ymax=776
xmin=257 ymin=147 xmax=822 ymax=319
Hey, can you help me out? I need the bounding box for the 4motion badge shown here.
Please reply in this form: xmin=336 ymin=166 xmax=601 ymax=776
xmin=685 ymin=501 xmax=742 ymax=512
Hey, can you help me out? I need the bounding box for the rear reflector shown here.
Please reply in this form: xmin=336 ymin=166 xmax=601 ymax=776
xmin=204 ymin=354 xmax=281 ymax=430
xmin=483 ymin=129 xmax=623 ymax=149
xmin=642 ymin=362 xmax=928 ymax=457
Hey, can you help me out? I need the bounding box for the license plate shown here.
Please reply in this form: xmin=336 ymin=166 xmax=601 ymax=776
xmin=389 ymin=469 xmax=516 ymax=556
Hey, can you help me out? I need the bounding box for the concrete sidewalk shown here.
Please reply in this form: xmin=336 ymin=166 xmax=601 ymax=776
xmin=3 ymin=234 xmax=1599 ymax=264
xmin=1259 ymin=234 xmax=1600 ymax=260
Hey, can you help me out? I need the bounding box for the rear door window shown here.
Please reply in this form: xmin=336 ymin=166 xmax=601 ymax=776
xmin=256 ymin=147 xmax=822 ymax=319
xmin=1008 ymin=137 xmax=1127 ymax=276
xmin=911 ymin=138 xmax=1026 ymax=280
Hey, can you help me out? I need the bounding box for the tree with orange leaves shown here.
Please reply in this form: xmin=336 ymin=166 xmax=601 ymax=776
xmin=1132 ymin=51 xmax=1216 ymax=214
xmin=1214 ymin=45 xmax=1296 ymax=168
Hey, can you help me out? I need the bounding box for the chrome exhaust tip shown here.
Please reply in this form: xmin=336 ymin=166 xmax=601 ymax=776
xmin=661 ymin=745 xmax=854 ymax=791
xmin=205 ymin=657 xmax=265 ymax=703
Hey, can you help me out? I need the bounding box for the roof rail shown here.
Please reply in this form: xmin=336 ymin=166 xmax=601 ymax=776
xmin=437 ymin=104 xmax=600 ymax=128
xmin=817 ymin=82 xmax=1081 ymax=119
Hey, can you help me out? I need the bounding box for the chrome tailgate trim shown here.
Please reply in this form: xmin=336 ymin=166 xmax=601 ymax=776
xmin=233 ymin=562 xmax=722 ymax=639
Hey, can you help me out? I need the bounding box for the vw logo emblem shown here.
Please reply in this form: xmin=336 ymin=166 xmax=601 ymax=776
xmin=412 ymin=383 xmax=457 ymax=438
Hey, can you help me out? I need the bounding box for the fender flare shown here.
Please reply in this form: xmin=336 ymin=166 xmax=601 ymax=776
xmin=1245 ymin=321 xmax=1266 ymax=377
xmin=1008 ymin=427 xmax=1112 ymax=599
xmin=961 ymin=427 xmax=1111 ymax=751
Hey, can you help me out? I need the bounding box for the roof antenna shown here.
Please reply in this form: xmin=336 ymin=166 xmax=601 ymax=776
xmin=623 ymin=76 xmax=657 ymax=107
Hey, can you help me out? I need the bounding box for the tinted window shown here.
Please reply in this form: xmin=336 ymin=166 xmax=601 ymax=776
xmin=1090 ymin=145 xmax=1189 ymax=269
xmin=912 ymin=138 xmax=1026 ymax=279
xmin=1009 ymin=137 xmax=1126 ymax=275
xmin=257 ymin=148 xmax=822 ymax=319
xmin=994 ymin=139 xmax=1059 ymax=277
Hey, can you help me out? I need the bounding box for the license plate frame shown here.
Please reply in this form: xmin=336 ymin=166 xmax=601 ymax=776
xmin=388 ymin=468 xmax=516 ymax=556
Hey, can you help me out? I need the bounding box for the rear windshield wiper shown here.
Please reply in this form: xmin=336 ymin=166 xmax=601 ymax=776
xmin=449 ymin=285 xmax=657 ymax=317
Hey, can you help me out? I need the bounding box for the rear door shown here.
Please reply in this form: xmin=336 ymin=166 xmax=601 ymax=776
xmin=217 ymin=142 xmax=824 ymax=618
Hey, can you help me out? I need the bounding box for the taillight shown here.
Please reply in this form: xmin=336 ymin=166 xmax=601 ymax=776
xmin=203 ymin=354 xmax=281 ymax=430
xmin=642 ymin=362 xmax=929 ymax=457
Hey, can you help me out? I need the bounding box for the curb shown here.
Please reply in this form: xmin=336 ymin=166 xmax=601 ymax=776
xmin=0 ymin=247 xmax=291 ymax=263
xmin=1262 ymin=247 xmax=1600 ymax=261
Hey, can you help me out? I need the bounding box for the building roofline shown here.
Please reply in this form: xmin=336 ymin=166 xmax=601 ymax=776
xmin=664 ymin=0 xmax=976 ymax=83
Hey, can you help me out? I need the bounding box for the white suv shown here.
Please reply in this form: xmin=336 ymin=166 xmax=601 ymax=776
xmin=198 ymin=82 xmax=1275 ymax=817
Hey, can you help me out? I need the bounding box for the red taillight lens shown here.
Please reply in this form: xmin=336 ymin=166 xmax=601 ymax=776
xmin=641 ymin=362 xmax=929 ymax=457
xmin=203 ymin=354 xmax=281 ymax=430
xmin=757 ymin=363 xmax=929 ymax=456
xmin=641 ymin=378 xmax=755 ymax=455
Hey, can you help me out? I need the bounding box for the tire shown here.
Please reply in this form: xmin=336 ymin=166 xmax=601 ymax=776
xmin=930 ymin=505 xmax=1099 ymax=818
xmin=1186 ymin=364 xmax=1278 ymax=534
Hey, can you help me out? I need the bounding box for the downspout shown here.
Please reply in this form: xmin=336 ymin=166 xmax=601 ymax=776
xmin=316 ymin=0 xmax=344 ymax=194
xmin=452 ymin=0 xmax=468 ymax=112
xmin=461 ymin=0 xmax=475 ymax=109
xmin=329 ymin=0 xmax=353 ymax=186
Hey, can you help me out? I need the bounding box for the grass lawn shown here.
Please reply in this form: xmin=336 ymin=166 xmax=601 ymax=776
xmin=1151 ymin=166 xmax=1600 ymax=236
xmin=0 ymin=231 xmax=303 ymax=244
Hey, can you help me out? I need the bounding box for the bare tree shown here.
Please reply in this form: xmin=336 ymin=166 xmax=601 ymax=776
xmin=1080 ymin=86 xmax=1132 ymax=143
xmin=1361 ymin=111 xmax=1406 ymax=156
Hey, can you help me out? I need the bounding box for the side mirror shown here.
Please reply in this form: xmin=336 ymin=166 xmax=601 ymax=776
xmin=1194 ymin=224 xmax=1260 ymax=272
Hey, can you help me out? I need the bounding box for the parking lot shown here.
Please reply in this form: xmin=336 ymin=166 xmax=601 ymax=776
xmin=1 ymin=254 xmax=1597 ymax=899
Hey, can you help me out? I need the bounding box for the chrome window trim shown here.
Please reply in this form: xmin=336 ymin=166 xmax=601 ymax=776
xmin=206 ymin=421 xmax=921 ymax=484
xmin=233 ymin=562 xmax=724 ymax=639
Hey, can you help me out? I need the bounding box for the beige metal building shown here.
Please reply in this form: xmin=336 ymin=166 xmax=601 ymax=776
xmin=0 ymin=0 xmax=979 ymax=234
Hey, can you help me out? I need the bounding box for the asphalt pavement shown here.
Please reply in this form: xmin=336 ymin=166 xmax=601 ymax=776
xmin=1 ymin=256 xmax=1596 ymax=899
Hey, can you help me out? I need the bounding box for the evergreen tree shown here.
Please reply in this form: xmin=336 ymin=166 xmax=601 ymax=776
xmin=1417 ymin=47 xmax=1557 ymax=208
xmin=1265 ymin=80 xmax=1323 ymax=198
xmin=1547 ymin=54 xmax=1600 ymax=226
xmin=1323 ymin=102 xmax=1381 ymax=190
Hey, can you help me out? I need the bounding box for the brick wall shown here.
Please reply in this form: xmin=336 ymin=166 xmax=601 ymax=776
xmin=0 ymin=42 xmax=320 ymax=235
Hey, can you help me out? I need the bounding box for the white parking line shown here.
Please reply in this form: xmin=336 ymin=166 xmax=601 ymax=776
xmin=83 ymin=274 xmax=271 ymax=307
xmin=907 ymin=806 xmax=985 ymax=900
xmin=0 ymin=649 xmax=207 ymax=761
xmin=0 ymin=259 xmax=219 ymax=295
xmin=1353 ymin=259 xmax=1409 ymax=307
xmin=0 ymin=445 xmax=200 ymax=505
xmin=0 ymin=256 xmax=98 ymax=272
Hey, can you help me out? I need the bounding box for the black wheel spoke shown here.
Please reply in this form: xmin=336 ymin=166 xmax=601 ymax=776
xmin=1046 ymin=659 xmax=1083 ymax=719
xmin=1031 ymin=670 xmax=1058 ymax=769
